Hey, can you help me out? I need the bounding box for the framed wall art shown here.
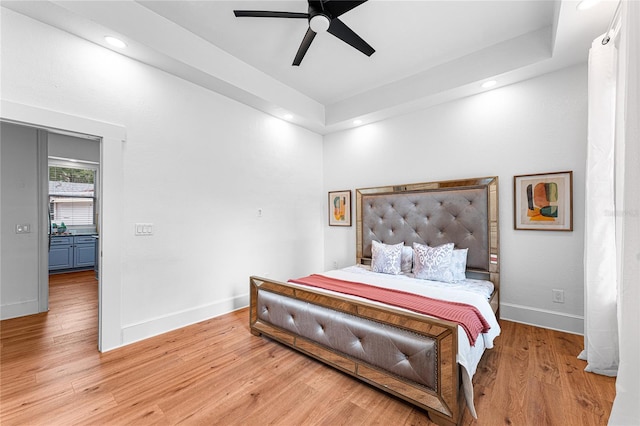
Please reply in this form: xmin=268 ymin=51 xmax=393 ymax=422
xmin=328 ymin=190 xmax=351 ymax=226
xmin=514 ymin=171 xmax=573 ymax=231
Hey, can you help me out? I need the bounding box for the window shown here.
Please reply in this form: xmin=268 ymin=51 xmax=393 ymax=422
xmin=49 ymin=163 xmax=97 ymax=226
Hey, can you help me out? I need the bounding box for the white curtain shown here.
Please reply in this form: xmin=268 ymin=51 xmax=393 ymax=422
xmin=580 ymin=31 xmax=619 ymax=376
xmin=609 ymin=1 xmax=640 ymax=424
xmin=583 ymin=1 xmax=640 ymax=423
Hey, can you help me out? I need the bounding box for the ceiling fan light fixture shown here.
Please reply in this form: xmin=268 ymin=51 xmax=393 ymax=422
xmin=309 ymin=15 xmax=330 ymax=33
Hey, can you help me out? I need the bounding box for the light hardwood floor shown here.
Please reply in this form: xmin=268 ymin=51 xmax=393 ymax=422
xmin=1 ymin=271 xmax=615 ymax=425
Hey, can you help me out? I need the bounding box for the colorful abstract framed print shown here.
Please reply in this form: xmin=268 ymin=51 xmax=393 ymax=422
xmin=514 ymin=171 xmax=573 ymax=231
xmin=329 ymin=190 xmax=351 ymax=226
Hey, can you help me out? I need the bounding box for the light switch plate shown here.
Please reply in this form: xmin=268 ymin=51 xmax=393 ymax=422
xmin=16 ymin=224 xmax=31 ymax=234
xmin=135 ymin=223 xmax=153 ymax=236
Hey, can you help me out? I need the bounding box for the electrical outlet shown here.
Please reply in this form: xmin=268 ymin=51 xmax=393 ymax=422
xmin=333 ymin=261 xmax=338 ymax=269
xmin=552 ymin=289 xmax=565 ymax=303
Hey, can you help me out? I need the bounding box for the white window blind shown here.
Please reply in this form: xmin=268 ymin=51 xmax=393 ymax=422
xmin=50 ymin=197 xmax=94 ymax=225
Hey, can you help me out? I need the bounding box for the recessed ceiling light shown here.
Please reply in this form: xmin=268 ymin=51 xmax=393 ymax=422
xmin=577 ymin=0 xmax=601 ymax=11
xmin=104 ymin=36 xmax=127 ymax=49
xmin=481 ymin=80 xmax=497 ymax=89
xmin=283 ymin=113 xmax=293 ymax=120
xmin=353 ymin=120 xmax=363 ymax=125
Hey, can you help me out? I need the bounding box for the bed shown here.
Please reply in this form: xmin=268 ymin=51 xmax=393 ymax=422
xmin=249 ymin=177 xmax=500 ymax=426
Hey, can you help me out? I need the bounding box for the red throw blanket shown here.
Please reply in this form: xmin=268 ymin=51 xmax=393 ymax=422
xmin=289 ymin=274 xmax=490 ymax=346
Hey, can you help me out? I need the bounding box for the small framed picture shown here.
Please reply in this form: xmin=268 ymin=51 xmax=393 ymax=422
xmin=514 ymin=171 xmax=573 ymax=231
xmin=328 ymin=190 xmax=351 ymax=226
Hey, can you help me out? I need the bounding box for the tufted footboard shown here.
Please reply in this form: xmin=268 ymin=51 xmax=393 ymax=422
xmin=250 ymin=276 xmax=465 ymax=426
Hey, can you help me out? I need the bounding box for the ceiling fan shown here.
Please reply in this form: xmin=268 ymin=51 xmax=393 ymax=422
xmin=233 ymin=0 xmax=375 ymax=66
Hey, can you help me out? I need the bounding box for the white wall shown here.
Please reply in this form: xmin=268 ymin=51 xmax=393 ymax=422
xmin=1 ymin=9 xmax=324 ymax=347
xmin=48 ymin=133 xmax=100 ymax=163
xmin=0 ymin=123 xmax=42 ymax=319
xmin=323 ymin=64 xmax=588 ymax=334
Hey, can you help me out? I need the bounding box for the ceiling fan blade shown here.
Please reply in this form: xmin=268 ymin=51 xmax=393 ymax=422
xmin=293 ymin=28 xmax=317 ymax=66
xmin=327 ymin=18 xmax=374 ymax=57
xmin=234 ymin=10 xmax=309 ymax=19
xmin=322 ymin=0 xmax=368 ymax=18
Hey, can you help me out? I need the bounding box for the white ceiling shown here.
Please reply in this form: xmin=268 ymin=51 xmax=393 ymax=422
xmin=143 ymin=1 xmax=553 ymax=104
xmin=2 ymin=0 xmax=618 ymax=134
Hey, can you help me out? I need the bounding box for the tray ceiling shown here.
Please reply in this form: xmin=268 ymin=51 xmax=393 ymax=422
xmin=1 ymin=0 xmax=617 ymax=133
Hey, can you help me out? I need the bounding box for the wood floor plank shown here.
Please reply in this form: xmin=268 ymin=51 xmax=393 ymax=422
xmin=0 ymin=271 xmax=616 ymax=425
xmin=76 ymin=403 xmax=169 ymax=426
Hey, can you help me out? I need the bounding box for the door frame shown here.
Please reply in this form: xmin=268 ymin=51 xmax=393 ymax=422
xmin=1 ymin=100 xmax=126 ymax=352
xmin=36 ymin=129 xmax=49 ymax=313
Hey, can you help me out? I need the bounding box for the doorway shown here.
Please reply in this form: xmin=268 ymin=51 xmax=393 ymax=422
xmin=1 ymin=100 xmax=126 ymax=351
xmin=0 ymin=122 xmax=101 ymax=347
xmin=47 ymin=132 xmax=101 ymax=352
xmin=47 ymin=132 xmax=101 ymax=278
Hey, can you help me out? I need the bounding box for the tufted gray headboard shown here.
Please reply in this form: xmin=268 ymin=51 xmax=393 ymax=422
xmin=356 ymin=177 xmax=499 ymax=277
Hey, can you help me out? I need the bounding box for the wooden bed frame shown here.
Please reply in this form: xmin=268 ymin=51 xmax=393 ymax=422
xmin=249 ymin=177 xmax=499 ymax=426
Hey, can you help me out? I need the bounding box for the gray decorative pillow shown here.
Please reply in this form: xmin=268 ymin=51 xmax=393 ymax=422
xmin=413 ymin=242 xmax=454 ymax=281
xmin=401 ymin=245 xmax=413 ymax=274
xmin=449 ymin=248 xmax=469 ymax=282
xmin=371 ymin=241 xmax=403 ymax=275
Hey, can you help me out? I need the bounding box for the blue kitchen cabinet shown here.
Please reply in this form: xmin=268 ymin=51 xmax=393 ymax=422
xmin=49 ymin=237 xmax=74 ymax=270
xmin=74 ymin=236 xmax=96 ymax=268
xmin=49 ymin=235 xmax=96 ymax=271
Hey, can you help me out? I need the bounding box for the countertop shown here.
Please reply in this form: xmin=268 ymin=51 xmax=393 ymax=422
xmin=51 ymin=233 xmax=98 ymax=237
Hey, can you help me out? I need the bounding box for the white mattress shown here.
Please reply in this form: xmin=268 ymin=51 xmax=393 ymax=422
xmin=289 ymin=264 xmax=501 ymax=418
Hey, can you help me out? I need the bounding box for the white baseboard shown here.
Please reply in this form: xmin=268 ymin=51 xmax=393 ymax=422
xmin=116 ymin=298 xmax=584 ymax=347
xmin=0 ymin=299 xmax=39 ymax=320
xmin=121 ymin=293 xmax=250 ymax=346
xmin=500 ymin=303 xmax=584 ymax=335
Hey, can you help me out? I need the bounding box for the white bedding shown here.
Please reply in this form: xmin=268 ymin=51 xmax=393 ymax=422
xmin=289 ymin=264 xmax=501 ymax=418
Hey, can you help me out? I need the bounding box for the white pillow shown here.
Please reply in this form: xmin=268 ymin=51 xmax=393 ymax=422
xmin=449 ymin=248 xmax=469 ymax=282
xmin=371 ymin=241 xmax=403 ymax=275
xmin=412 ymin=242 xmax=454 ymax=281
xmin=401 ymin=245 xmax=413 ymax=274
